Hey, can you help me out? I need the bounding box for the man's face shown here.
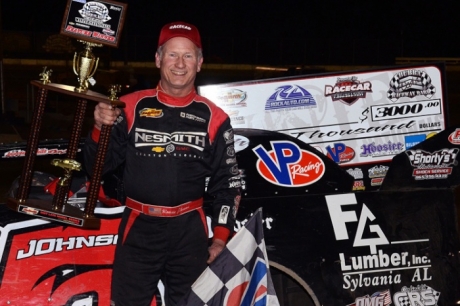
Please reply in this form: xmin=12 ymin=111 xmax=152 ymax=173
xmin=155 ymin=37 xmax=203 ymax=97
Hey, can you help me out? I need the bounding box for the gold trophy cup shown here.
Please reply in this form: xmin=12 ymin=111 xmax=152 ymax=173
xmin=73 ymin=40 xmax=102 ymax=92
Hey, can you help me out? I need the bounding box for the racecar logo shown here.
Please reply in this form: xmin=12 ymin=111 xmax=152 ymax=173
xmin=140 ymin=108 xmax=163 ymax=118
xmin=325 ymin=76 xmax=372 ymax=105
xmin=265 ymin=85 xmax=316 ymax=111
xmin=253 ymin=141 xmax=325 ymax=187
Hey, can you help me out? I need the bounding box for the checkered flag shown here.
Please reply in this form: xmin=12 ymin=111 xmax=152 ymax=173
xmin=177 ymin=208 xmax=280 ymax=306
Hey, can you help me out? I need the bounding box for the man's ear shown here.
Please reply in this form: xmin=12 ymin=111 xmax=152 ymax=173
xmin=197 ymin=56 xmax=203 ymax=73
xmin=155 ymin=52 xmax=161 ymax=68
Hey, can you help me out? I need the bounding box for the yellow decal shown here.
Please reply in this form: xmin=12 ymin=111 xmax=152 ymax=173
xmin=140 ymin=108 xmax=163 ymax=118
xmin=152 ymin=147 xmax=165 ymax=153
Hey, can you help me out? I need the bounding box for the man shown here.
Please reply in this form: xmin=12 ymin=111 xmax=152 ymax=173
xmin=83 ymin=21 xmax=241 ymax=306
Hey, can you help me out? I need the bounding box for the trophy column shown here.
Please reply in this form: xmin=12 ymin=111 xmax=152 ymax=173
xmin=52 ymin=98 xmax=87 ymax=210
xmin=15 ymin=87 xmax=48 ymax=202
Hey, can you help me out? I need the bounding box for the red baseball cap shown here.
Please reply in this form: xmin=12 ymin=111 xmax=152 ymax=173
xmin=158 ymin=21 xmax=202 ymax=49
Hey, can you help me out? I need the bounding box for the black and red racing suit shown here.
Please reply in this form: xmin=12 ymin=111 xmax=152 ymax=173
xmin=83 ymin=85 xmax=241 ymax=305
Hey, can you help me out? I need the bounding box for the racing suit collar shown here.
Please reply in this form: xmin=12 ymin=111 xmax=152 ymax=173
xmin=156 ymin=83 xmax=197 ymax=106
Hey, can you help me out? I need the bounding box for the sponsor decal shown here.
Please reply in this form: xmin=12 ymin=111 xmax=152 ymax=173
xmin=393 ymin=285 xmax=440 ymax=306
xmin=253 ymin=141 xmax=325 ymax=187
xmin=151 ymin=147 xmax=165 ymax=153
xmin=371 ymin=177 xmax=384 ymax=186
xmin=352 ymin=180 xmax=365 ymax=191
xmin=326 ymin=143 xmax=355 ymax=164
xmin=406 ymin=148 xmax=458 ymax=180
xmin=227 ymin=145 xmax=236 ymax=157
xmin=78 ymin=2 xmax=111 ymax=23
xmin=180 ymin=112 xmax=206 ymax=123
xmin=16 ymin=234 xmax=118 ymax=260
xmin=371 ymin=100 xmax=441 ymax=121
xmin=387 ymin=70 xmax=436 ymax=102
xmin=368 ymin=165 xmax=389 ymax=178
xmin=102 ymin=29 xmax=115 ymax=35
xmin=347 ymin=289 xmax=392 ymax=306
xmin=216 ymin=89 xmax=247 ymax=108
xmin=170 ymin=24 xmax=192 ymax=31
xmin=140 ymin=108 xmax=163 ymax=118
xmin=405 ymin=134 xmax=426 ymax=150
xmin=326 ymin=194 xmax=434 ymax=292
xmin=238 ymin=169 xmax=247 ymax=190
xmin=228 ymin=178 xmax=241 ymax=189
xmin=218 ymin=206 xmax=230 ymax=224
xmin=227 ymin=110 xmax=245 ymax=125
xmin=234 ymin=214 xmax=274 ymax=232
xmin=223 ymin=129 xmax=235 ymax=144
xmin=347 ymin=168 xmax=364 ymax=179
xmin=360 ymin=141 xmax=404 ymax=158
xmin=135 ymin=128 xmax=206 ymax=152
xmin=226 ymin=157 xmax=237 ymax=164
xmin=265 ymin=85 xmax=317 ymax=111
xmin=325 ymin=76 xmax=372 ymax=105
xmin=234 ymin=135 xmax=249 ymax=152
xmin=230 ymin=164 xmax=239 ymax=175
xmin=2 ymin=148 xmax=68 ymax=158
xmin=448 ymin=128 xmax=460 ymax=145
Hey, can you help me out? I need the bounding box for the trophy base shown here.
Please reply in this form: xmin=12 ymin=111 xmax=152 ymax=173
xmin=6 ymin=197 xmax=101 ymax=229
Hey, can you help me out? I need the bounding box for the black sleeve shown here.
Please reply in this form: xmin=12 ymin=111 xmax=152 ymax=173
xmin=206 ymin=117 xmax=242 ymax=236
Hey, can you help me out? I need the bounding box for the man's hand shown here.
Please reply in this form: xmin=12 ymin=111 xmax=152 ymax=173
xmin=207 ymin=238 xmax=226 ymax=264
xmin=94 ymin=102 xmax=121 ymax=130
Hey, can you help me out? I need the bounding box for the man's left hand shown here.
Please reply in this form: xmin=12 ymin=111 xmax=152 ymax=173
xmin=207 ymin=239 xmax=226 ymax=264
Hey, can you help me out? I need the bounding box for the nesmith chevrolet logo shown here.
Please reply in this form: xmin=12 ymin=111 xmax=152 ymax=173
xmin=253 ymin=141 xmax=325 ymax=187
xmin=265 ymin=85 xmax=316 ymax=111
xmin=135 ymin=128 xmax=206 ymax=151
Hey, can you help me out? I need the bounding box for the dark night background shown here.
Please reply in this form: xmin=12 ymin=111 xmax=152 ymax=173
xmin=1 ymin=0 xmax=459 ymax=64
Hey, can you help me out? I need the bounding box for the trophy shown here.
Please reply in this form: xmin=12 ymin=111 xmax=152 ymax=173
xmin=6 ymin=0 xmax=128 ymax=229
xmin=73 ymin=41 xmax=102 ymax=92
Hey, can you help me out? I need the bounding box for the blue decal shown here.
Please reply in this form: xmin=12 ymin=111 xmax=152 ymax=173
xmin=405 ymin=134 xmax=426 ymax=150
xmin=265 ymin=85 xmax=316 ymax=111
